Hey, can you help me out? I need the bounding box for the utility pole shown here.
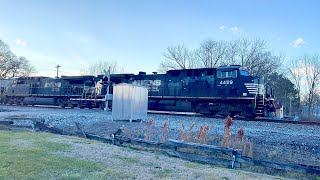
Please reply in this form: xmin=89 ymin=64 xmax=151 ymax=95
xmin=55 ymin=65 xmax=61 ymax=78
xmin=104 ymin=66 xmax=111 ymax=111
xmin=288 ymin=93 xmax=293 ymax=116
xmin=289 ymin=97 xmax=292 ymax=116
xmin=284 ymin=90 xmax=287 ymax=116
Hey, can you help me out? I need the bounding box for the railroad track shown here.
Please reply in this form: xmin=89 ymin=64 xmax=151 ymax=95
xmin=2 ymin=104 xmax=320 ymax=126
xmin=148 ymin=110 xmax=320 ymax=126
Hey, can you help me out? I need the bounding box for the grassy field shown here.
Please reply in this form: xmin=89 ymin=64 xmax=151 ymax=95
xmin=0 ymin=131 xmax=112 ymax=179
xmin=0 ymin=130 xmax=290 ymax=180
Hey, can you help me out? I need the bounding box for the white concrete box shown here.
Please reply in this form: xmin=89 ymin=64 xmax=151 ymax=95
xmin=112 ymin=83 xmax=148 ymax=122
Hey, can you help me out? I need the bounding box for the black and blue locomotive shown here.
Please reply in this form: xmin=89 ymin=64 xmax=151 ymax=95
xmin=0 ymin=65 xmax=275 ymax=117
xmin=130 ymin=65 xmax=274 ymax=117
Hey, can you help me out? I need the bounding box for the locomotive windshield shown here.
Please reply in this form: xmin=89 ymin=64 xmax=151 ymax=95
xmin=217 ymin=70 xmax=237 ymax=78
xmin=240 ymin=69 xmax=250 ymax=76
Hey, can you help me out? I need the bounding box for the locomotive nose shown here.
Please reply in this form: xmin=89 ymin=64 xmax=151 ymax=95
xmin=244 ymin=77 xmax=264 ymax=95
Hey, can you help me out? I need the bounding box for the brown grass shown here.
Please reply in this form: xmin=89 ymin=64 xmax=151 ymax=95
xmin=194 ymin=130 xmax=200 ymax=142
xmin=242 ymin=137 xmax=253 ymax=158
xmin=248 ymin=141 xmax=253 ymax=158
xmin=185 ymin=122 xmax=195 ymax=142
xmin=222 ymin=116 xmax=233 ymax=148
xmin=179 ymin=122 xmax=185 ymax=141
xmin=161 ymin=120 xmax=169 ymax=143
xmin=144 ymin=119 xmax=155 ymax=141
xmin=199 ymin=125 xmax=209 ymax=144
xmin=236 ymin=128 xmax=244 ymax=149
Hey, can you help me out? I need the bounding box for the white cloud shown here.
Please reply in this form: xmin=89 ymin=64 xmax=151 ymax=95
xmin=15 ymin=38 xmax=27 ymax=47
xmin=289 ymin=38 xmax=305 ymax=48
xmin=230 ymin=27 xmax=239 ymax=32
xmin=219 ymin=26 xmax=226 ymax=30
xmin=219 ymin=25 xmax=242 ymax=33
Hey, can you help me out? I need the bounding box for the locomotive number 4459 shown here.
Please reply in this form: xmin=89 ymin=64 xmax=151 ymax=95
xmin=219 ymin=80 xmax=234 ymax=85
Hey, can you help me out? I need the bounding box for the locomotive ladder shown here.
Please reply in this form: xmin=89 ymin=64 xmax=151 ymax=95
xmin=255 ymin=84 xmax=264 ymax=117
xmin=255 ymin=97 xmax=264 ymax=117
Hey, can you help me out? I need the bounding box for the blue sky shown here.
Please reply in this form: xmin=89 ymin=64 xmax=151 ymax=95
xmin=0 ymin=0 xmax=319 ymax=77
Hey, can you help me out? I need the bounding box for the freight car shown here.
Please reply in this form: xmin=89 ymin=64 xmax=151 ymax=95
xmin=0 ymin=65 xmax=276 ymax=118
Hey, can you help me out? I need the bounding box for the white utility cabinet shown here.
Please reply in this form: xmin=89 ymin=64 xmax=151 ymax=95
xmin=112 ymin=83 xmax=148 ymax=122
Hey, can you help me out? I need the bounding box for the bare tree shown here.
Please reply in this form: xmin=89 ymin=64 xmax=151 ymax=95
xmin=81 ymin=60 xmax=124 ymax=75
xmin=159 ymin=38 xmax=281 ymax=78
xmin=301 ymin=54 xmax=320 ymax=116
xmin=159 ymin=44 xmax=196 ymax=72
xmin=233 ymin=38 xmax=281 ymax=77
xmin=0 ymin=40 xmax=36 ymax=78
xmin=225 ymin=40 xmax=239 ymax=65
xmin=288 ymin=57 xmax=303 ymax=112
xmin=195 ymin=39 xmax=227 ymax=68
xmin=16 ymin=57 xmax=37 ymax=77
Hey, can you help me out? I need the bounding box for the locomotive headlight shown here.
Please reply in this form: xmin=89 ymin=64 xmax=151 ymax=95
xmin=243 ymin=93 xmax=247 ymax=96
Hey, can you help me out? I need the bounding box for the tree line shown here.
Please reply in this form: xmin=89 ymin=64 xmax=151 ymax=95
xmin=160 ymin=38 xmax=283 ymax=78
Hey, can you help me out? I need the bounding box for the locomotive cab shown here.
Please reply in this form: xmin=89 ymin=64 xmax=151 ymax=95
xmin=216 ymin=65 xmax=243 ymax=97
xmin=214 ymin=65 xmax=269 ymax=117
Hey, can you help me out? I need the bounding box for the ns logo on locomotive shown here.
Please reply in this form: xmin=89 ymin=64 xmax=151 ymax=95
xmin=0 ymin=65 xmax=277 ymax=118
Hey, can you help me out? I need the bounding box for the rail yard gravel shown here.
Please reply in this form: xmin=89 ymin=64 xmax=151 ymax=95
xmin=0 ymin=105 xmax=319 ymax=167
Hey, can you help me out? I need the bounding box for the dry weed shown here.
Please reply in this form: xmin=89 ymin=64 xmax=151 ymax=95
xmin=161 ymin=120 xmax=169 ymax=143
xmin=236 ymin=128 xmax=244 ymax=149
xmin=248 ymin=141 xmax=253 ymax=158
xmin=199 ymin=125 xmax=209 ymax=144
xmin=243 ymin=137 xmax=248 ymax=154
xmin=144 ymin=119 xmax=155 ymax=141
xmin=222 ymin=116 xmax=233 ymax=148
xmin=179 ymin=122 xmax=185 ymax=141
xmin=185 ymin=122 xmax=195 ymax=142
xmin=242 ymin=137 xmax=254 ymax=158
xmin=194 ymin=130 xmax=200 ymax=142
